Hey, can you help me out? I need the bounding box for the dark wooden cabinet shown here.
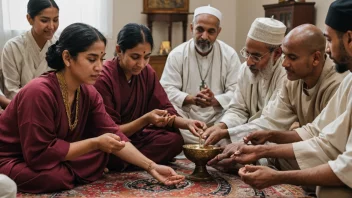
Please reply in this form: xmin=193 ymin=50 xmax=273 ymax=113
xmin=149 ymin=55 xmax=168 ymax=79
xmin=263 ymin=1 xmax=315 ymax=33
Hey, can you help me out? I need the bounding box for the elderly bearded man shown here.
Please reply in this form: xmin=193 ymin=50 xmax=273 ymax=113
xmin=160 ymin=5 xmax=241 ymax=145
xmin=201 ymin=17 xmax=287 ymax=146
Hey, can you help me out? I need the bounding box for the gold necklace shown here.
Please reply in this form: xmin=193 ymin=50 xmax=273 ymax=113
xmin=56 ymin=71 xmax=80 ymax=131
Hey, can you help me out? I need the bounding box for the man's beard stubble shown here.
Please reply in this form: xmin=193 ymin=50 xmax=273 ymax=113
xmin=249 ymin=55 xmax=275 ymax=83
xmin=334 ymin=40 xmax=351 ymax=73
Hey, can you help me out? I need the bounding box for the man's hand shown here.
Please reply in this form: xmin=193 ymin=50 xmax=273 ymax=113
xmin=202 ymin=123 xmax=229 ymax=146
xmin=243 ymin=130 xmax=273 ymax=145
xmin=195 ymin=88 xmax=220 ymax=108
xmin=207 ymin=142 xmax=245 ymax=167
xmin=183 ymin=95 xmax=197 ymax=106
xmin=239 ymin=165 xmax=280 ymax=189
xmin=231 ymin=144 xmax=262 ymax=164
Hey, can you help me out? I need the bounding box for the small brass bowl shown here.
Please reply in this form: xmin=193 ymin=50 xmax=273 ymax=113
xmin=183 ymin=144 xmax=222 ymax=181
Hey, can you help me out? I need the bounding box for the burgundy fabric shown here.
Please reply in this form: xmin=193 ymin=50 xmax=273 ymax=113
xmin=94 ymin=58 xmax=183 ymax=166
xmin=0 ymin=72 xmax=129 ymax=193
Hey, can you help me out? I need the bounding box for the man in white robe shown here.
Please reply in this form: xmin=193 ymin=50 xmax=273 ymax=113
xmin=201 ymin=17 xmax=287 ymax=146
xmin=0 ymin=174 xmax=16 ymax=198
xmin=217 ymin=25 xmax=348 ymax=145
xmin=208 ymin=1 xmax=352 ymax=196
xmin=160 ymin=5 xmax=241 ymax=144
xmin=1 ymin=30 xmax=56 ymax=99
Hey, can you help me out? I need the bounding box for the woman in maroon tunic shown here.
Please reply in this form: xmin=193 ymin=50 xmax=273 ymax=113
xmin=94 ymin=23 xmax=206 ymax=166
xmin=0 ymin=23 xmax=184 ymax=193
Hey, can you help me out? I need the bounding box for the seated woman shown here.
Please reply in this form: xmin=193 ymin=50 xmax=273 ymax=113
xmin=0 ymin=23 xmax=184 ymax=194
xmin=94 ymin=23 xmax=205 ymax=166
xmin=1 ymin=0 xmax=59 ymax=99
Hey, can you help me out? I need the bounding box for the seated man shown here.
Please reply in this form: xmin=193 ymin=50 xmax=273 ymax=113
xmin=208 ymin=24 xmax=348 ymax=170
xmin=210 ymin=1 xmax=352 ymax=197
xmin=160 ymin=5 xmax=241 ymax=144
xmin=202 ymin=17 xmax=287 ymax=145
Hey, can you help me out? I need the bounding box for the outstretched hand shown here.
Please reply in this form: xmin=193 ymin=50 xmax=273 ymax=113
xmin=207 ymin=142 xmax=244 ymax=167
xmin=230 ymin=144 xmax=261 ymax=164
xmin=146 ymin=109 xmax=174 ymax=127
xmin=239 ymin=165 xmax=279 ymax=189
xmin=202 ymin=124 xmax=229 ymax=146
xmin=186 ymin=119 xmax=207 ymax=137
xmin=243 ymin=130 xmax=272 ymax=145
xmin=148 ymin=163 xmax=185 ymax=185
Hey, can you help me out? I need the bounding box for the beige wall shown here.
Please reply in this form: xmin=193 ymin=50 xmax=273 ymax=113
xmin=107 ymin=0 xmax=236 ymax=58
xmin=107 ymin=0 xmax=334 ymax=59
xmin=235 ymin=0 xmax=334 ymax=53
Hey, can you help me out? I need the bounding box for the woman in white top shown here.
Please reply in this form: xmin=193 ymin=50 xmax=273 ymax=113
xmin=1 ymin=0 xmax=59 ymax=99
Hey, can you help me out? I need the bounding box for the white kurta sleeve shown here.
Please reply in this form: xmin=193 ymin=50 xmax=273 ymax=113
xmin=328 ymin=133 xmax=352 ymax=188
xmin=220 ymin=69 xmax=250 ymax=129
xmin=214 ymin=53 xmax=241 ymax=110
xmin=160 ymin=52 xmax=189 ymax=109
xmin=228 ymin=83 xmax=298 ymax=142
xmin=1 ymin=41 xmax=22 ymax=99
xmin=293 ymin=100 xmax=351 ymax=177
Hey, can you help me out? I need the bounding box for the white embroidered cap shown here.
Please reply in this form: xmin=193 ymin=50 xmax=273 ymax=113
xmin=194 ymin=5 xmax=222 ymax=22
xmin=247 ymin=17 xmax=287 ymax=45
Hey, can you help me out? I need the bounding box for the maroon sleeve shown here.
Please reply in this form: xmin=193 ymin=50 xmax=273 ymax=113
xmin=86 ymin=86 xmax=129 ymax=142
xmin=16 ymin=82 xmax=70 ymax=171
xmin=94 ymin=69 xmax=122 ymax=124
xmin=146 ymin=65 xmax=178 ymax=116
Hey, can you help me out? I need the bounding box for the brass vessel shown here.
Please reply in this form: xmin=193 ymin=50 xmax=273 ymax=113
xmin=183 ymin=144 xmax=222 ymax=181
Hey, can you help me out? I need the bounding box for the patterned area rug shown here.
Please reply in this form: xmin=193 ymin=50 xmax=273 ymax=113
xmin=17 ymin=159 xmax=310 ymax=197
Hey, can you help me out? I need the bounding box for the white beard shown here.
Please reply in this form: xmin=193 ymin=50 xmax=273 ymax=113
xmin=249 ymin=55 xmax=275 ymax=84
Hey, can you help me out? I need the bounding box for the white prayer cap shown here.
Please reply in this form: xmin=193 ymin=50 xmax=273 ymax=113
xmin=194 ymin=5 xmax=222 ymax=22
xmin=247 ymin=17 xmax=287 ymax=45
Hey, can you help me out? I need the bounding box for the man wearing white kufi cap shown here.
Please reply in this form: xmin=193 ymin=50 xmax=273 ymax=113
xmin=208 ymin=1 xmax=352 ymax=196
xmin=160 ymin=5 xmax=241 ymax=145
xmin=208 ymin=24 xmax=347 ymax=176
xmin=201 ymin=17 xmax=287 ymax=146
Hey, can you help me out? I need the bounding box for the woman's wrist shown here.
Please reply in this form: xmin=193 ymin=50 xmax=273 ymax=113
xmin=167 ymin=116 xmax=177 ymax=128
xmin=145 ymin=160 xmax=156 ymax=172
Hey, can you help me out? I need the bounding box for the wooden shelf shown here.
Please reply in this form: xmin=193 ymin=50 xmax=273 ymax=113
xmin=149 ymin=55 xmax=168 ymax=79
xmin=263 ymin=2 xmax=315 ymax=33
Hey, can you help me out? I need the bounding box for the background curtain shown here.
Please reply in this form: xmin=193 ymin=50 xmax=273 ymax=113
xmin=0 ymin=0 xmax=113 ymax=50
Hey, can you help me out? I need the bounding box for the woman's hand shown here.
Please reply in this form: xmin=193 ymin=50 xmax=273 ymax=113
xmin=186 ymin=119 xmax=207 ymax=137
xmin=95 ymin=133 xmax=126 ymax=153
xmin=148 ymin=162 xmax=185 ymax=185
xmin=145 ymin=109 xmax=171 ymax=127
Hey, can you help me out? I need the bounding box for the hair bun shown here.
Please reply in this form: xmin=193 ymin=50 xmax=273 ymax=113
xmin=46 ymin=40 xmax=64 ymax=70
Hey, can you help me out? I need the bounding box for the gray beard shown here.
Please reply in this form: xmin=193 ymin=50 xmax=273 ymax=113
xmin=194 ymin=39 xmax=212 ymax=54
xmin=249 ymin=55 xmax=275 ymax=84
